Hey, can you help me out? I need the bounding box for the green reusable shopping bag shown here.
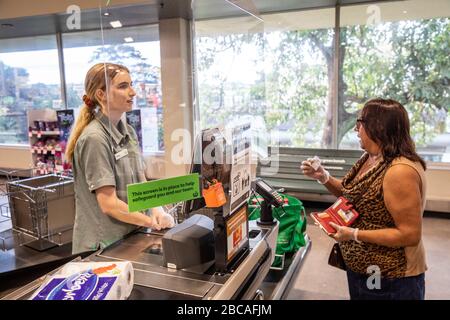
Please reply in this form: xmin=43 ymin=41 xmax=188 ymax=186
xmin=248 ymin=194 xmax=307 ymax=269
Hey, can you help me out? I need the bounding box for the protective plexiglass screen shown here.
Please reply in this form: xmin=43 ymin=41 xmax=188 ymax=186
xmin=67 ymin=3 xmax=169 ymax=255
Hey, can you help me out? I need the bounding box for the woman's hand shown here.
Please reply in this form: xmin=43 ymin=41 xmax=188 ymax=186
xmin=300 ymin=158 xmax=329 ymax=184
xmin=329 ymin=222 xmax=357 ymax=242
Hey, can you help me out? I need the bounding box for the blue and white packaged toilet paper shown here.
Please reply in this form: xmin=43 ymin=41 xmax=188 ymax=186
xmin=29 ymin=261 xmax=134 ymax=300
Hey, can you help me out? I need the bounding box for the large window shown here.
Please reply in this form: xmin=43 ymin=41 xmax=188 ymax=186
xmin=194 ymin=0 xmax=450 ymax=162
xmin=339 ymin=0 xmax=450 ymax=162
xmin=195 ymin=8 xmax=335 ymax=149
xmin=62 ymin=25 xmax=164 ymax=154
xmin=0 ymin=20 xmax=163 ymax=155
xmin=1 ymin=1 xmax=448 ymax=164
xmin=0 ymin=35 xmax=61 ymax=145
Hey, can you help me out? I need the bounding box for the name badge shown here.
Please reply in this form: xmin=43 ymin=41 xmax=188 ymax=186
xmin=114 ymin=149 xmax=128 ymax=160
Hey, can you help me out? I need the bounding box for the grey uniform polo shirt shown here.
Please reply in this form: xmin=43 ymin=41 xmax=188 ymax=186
xmin=72 ymin=111 xmax=146 ymax=254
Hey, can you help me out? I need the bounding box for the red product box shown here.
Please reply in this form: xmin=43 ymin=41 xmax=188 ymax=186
xmin=311 ymin=196 xmax=359 ymax=235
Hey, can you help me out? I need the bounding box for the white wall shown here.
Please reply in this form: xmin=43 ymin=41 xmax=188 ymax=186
xmin=424 ymin=166 xmax=450 ymax=212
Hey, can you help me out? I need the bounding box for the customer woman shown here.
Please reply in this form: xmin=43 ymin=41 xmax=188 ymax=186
xmin=301 ymin=98 xmax=427 ymax=300
xmin=67 ymin=63 xmax=172 ymax=255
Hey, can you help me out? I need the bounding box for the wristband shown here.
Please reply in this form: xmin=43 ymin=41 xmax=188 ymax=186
xmin=317 ymin=170 xmax=330 ymax=185
xmin=353 ymin=228 xmax=362 ymax=243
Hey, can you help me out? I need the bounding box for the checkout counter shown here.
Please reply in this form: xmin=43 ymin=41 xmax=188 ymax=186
xmin=2 ymin=203 xmax=310 ymax=300
xmin=0 ymin=169 xmax=310 ymax=300
xmin=1 ymin=125 xmax=311 ymax=300
xmin=2 ymin=219 xmax=279 ymax=300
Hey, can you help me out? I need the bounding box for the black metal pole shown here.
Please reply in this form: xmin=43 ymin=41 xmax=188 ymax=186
xmin=257 ymin=200 xmax=275 ymax=226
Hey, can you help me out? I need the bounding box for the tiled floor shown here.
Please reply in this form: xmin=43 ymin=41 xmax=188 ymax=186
xmin=286 ymin=204 xmax=450 ymax=300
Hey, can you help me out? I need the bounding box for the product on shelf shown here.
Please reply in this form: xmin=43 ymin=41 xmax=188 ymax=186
xmin=28 ymin=109 xmax=74 ymax=176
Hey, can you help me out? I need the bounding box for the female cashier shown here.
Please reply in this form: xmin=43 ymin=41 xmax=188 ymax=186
xmin=66 ymin=63 xmax=171 ymax=254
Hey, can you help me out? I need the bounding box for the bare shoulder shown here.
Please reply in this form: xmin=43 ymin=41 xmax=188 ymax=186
xmin=384 ymin=163 xmax=421 ymax=194
xmin=383 ymin=161 xmax=424 ymax=220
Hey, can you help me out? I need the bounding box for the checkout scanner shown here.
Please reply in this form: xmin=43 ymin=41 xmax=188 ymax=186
xmin=162 ymin=214 xmax=215 ymax=274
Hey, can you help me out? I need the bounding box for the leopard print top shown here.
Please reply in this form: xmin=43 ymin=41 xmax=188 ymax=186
xmin=339 ymin=153 xmax=425 ymax=278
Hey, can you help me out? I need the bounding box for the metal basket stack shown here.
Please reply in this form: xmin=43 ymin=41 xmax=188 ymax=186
xmin=6 ymin=174 xmax=75 ymax=251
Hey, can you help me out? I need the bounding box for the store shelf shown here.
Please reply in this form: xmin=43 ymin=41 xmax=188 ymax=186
xmin=30 ymin=146 xmax=62 ymax=154
xmin=27 ymin=109 xmax=74 ymax=176
xmin=28 ymin=131 xmax=61 ymax=137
